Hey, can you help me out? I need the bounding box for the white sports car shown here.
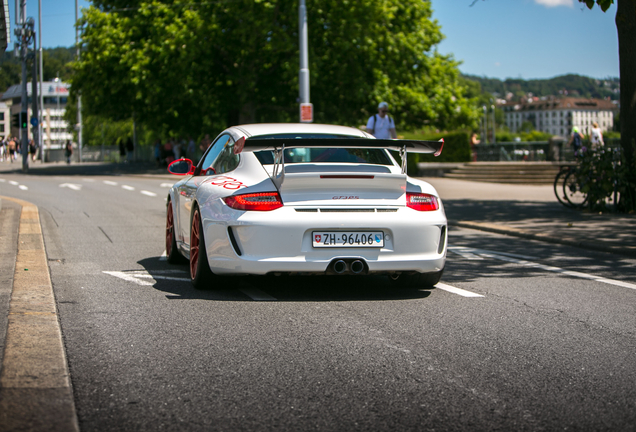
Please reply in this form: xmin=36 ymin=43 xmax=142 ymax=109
xmin=166 ymin=123 xmax=447 ymax=288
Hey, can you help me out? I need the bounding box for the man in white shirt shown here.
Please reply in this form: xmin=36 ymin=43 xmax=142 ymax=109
xmin=366 ymin=102 xmax=397 ymax=139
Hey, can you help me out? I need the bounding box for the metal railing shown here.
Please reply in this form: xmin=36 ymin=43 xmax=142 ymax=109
xmin=474 ymin=138 xmax=621 ymax=162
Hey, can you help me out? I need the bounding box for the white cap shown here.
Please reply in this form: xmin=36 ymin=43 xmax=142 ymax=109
xmin=378 ymin=101 xmax=388 ymax=109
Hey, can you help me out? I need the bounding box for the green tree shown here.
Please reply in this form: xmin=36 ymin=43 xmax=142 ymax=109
xmin=71 ymin=0 xmax=478 ymax=140
xmin=580 ymin=0 xmax=636 ymax=211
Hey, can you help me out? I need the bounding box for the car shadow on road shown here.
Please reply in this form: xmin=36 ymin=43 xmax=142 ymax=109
xmin=137 ymin=257 xmax=434 ymax=302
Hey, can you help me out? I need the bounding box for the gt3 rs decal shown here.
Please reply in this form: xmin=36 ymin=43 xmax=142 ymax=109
xmin=208 ymin=176 xmax=248 ymax=190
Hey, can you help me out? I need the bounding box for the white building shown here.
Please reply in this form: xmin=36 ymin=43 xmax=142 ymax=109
xmin=0 ymin=101 xmax=10 ymax=140
xmin=1 ymin=81 xmax=73 ymax=149
xmin=501 ymin=97 xmax=617 ymax=137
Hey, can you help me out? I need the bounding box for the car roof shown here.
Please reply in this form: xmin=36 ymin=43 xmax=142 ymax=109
xmin=231 ymin=123 xmax=372 ymax=139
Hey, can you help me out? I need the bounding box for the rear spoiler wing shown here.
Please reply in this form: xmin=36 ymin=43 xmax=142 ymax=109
xmin=233 ymin=137 xmax=444 ymax=189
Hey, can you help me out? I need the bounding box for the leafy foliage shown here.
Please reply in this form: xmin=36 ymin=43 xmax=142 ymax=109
xmin=575 ymin=146 xmax=636 ymax=212
xmin=71 ymin=0 xmax=479 ymax=139
xmin=0 ymin=47 xmax=75 ymax=91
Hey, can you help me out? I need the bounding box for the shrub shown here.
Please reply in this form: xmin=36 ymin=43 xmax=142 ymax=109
xmin=399 ymin=130 xmax=471 ymax=173
xmin=576 ymin=146 xmax=636 ymax=212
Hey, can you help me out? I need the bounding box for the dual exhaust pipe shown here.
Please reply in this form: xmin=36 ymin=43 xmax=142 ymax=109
xmin=330 ymin=259 xmax=366 ymax=275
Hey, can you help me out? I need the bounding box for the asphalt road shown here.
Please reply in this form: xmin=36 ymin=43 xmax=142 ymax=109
xmin=1 ymin=167 xmax=636 ymax=431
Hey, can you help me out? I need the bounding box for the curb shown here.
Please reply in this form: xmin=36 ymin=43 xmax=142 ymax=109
xmin=0 ymin=196 xmax=79 ymax=431
xmin=452 ymin=221 xmax=636 ymax=258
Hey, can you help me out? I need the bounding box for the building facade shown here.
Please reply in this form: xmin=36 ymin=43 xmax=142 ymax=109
xmin=0 ymin=101 xmax=10 ymax=140
xmin=500 ymin=97 xmax=617 ymax=137
xmin=1 ymin=81 xmax=73 ymax=149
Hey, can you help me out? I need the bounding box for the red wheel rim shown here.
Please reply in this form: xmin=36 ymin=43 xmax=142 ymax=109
xmin=166 ymin=204 xmax=174 ymax=256
xmin=190 ymin=210 xmax=200 ymax=280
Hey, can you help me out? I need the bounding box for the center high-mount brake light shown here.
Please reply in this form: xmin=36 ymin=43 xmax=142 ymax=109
xmin=224 ymin=192 xmax=283 ymax=211
xmin=406 ymin=192 xmax=439 ymax=211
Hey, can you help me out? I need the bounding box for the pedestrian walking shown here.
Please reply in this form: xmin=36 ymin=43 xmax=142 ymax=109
xmin=8 ymin=137 xmax=16 ymax=163
xmin=200 ymin=134 xmax=212 ymax=154
xmin=0 ymin=138 xmax=5 ymax=162
xmin=470 ymin=132 xmax=480 ymax=162
xmin=590 ymin=122 xmax=604 ymax=149
xmin=366 ymin=102 xmax=397 ymax=139
xmin=126 ymin=138 xmax=134 ymax=163
xmin=187 ymin=136 xmax=196 ymax=160
xmin=568 ymin=127 xmax=585 ymax=157
xmin=65 ymin=140 xmax=73 ymax=164
xmin=29 ymin=139 xmax=37 ymax=162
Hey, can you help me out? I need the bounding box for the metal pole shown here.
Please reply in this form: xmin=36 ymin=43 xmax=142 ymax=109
xmin=76 ymin=0 xmax=82 ymax=162
xmin=31 ymin=31 xmax=38 ymax=162
xmin=491 ymin=105 xmax=496 ymax=144
xmin=38 ymin=0 xmax=43 ymax=162
xmin=482 ymin=106 xmax=488 ymax=144
xmin=298 ymin=0 xmax=310 ymax=119
xmin=19 ymin=0 xmax=28 ymax=172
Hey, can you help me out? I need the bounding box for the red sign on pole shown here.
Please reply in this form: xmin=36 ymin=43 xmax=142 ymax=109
xmin=300 ymin=103 xmax=313 ymax=123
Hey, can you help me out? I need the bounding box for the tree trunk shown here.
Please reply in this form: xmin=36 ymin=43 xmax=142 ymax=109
xmin=616 ymin=0 xmax=636 ymax=210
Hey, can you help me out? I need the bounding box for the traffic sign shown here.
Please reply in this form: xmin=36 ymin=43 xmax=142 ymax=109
xmin=30 ymin=117 xmax=38 ymax=127
xmin=300 ymin=103 xmax=313 ymax=123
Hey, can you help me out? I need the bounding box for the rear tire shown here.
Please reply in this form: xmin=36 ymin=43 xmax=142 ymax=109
xmin=391 ymin=269 xmax=443 ymax=288
xmin=190 ymin=206 xmax=215 ymax=289
xmin=166 ymin=201 xmax=186 ymax=264
xmin=553 ymin=168 xmax=571 ymax=208
xmin=563 ymin=171 xmax=587 ymax=208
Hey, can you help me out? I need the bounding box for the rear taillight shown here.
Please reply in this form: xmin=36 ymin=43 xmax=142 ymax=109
xmin=406 ymin=192 xmax=439 ymax=211
xmin=224 ymin=192 xmax=283 ymax=211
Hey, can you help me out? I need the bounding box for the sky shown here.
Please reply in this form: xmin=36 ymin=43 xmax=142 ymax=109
xmin=7 ymin=0 xmax=620 ymax=81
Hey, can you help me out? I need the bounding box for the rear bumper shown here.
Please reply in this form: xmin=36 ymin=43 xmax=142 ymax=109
xmin=201 ymin=205 xmax=447 ymax=275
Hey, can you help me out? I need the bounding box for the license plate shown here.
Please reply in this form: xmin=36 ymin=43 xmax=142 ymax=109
xmin=312 ymin=231 xmax=384 ymax=248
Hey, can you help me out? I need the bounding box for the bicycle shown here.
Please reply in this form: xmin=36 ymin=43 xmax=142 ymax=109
xmin=554 ymin=164 xmax=587 ymax=208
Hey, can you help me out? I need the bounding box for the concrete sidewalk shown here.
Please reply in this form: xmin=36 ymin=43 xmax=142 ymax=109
xmin=424 ymin=178 xmax=636 ymax=257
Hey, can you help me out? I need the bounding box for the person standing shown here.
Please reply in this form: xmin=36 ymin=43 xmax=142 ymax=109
xmin=590 ymin=122 xmax=604 ymax=149
xmin=8 ymin=137 xmax=16 ymax=163
xmin=65 ymin=140 xmax=73 ymax=164
xmin=470 ymin=132 xmax=480 ymax=162
xmin=0 ymin=138 xmax=5 ymax=162
xmin=366 ymin=102 xmax=397 ymax=139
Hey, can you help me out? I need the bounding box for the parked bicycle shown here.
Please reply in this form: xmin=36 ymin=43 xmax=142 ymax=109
xmin=554 ymin=164 xmax=587 ymax=209
xmin=554 ymin=147 xmax=623 ymax=211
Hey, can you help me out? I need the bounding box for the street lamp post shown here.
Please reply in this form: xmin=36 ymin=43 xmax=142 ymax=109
xmin=298 ymin=0 xmax=312 ymax=123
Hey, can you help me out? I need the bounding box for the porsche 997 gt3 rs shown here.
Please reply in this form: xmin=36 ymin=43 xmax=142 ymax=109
xmin=165 ymin=123 xmax=447 ymax=289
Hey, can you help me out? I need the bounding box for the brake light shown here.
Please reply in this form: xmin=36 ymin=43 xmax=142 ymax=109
xmin=406 ymin=192 xmax=439 ymax=211
xmin=224 ymin=192 xmax=283 ymax=211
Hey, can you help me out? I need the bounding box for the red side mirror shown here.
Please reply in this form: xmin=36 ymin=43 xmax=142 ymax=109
xmin=168 ymin=158 xmax=195 ymax=175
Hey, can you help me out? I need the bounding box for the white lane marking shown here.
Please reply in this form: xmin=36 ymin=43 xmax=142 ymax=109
xmin=449 ymin=246 xmax=537 ymax=260
xmin=160 ymin=183 xmax=174 ymax=188
xmin=9 ymin=181 xmax=18 ymax=185
xmin=0 ymin=178 xmax=6 ymax=182
xmin=103 ymin=270 xmax=189 ymax=286
xmin=103 ymin=180 xmax=118 ymax=186
xmin=159 ymin=250 xmax=167 ymax=261
xmin=240 ymin=288 xmax=277 ymax=301
xmin=456 ymin=247 xmax=636 ymax=291
xmin=450 ymin=250 xmax=484 ymax=260
xmin=140 ymin=190 xmax=157 ymax=197
xmin=103 ymin=271 xmax=154 ymax=286
xmin=59 ymin=183 xmax=82 ymax=191
xmin=18 ymin=185 xmax=28 ymax=190
xmin=121 ymin=185 xmax=135 ymax=191
xmin=435 ymin=283 xmax=484 ymax=298
xmin=82 ymin=178 xmax=96 ymax=182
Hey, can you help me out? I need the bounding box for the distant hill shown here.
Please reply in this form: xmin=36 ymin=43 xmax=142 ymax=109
xmin=463 ymin=73 xmax=620 ymax=101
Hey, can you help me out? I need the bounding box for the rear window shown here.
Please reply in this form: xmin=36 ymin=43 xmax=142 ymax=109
xmin=252 ymin=133 xmax=392 ymax=165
